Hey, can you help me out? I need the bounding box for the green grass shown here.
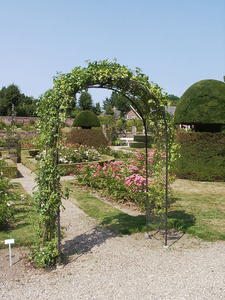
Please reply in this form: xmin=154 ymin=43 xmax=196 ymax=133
xmin=0 ymin=183 xmax=39 ymax=248
xmin=169 ymin=180 xmax=225 ymax=241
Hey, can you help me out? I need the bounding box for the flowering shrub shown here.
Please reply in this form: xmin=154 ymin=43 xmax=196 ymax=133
xmin=21 ymin=142 xmax=35 ymax=149
xmin=0 ymin=158 xmax=15 ymax=229
xmin=58 ymin=143 xmax=101 ymax=164
xmin=75 ymin=149 xmax=175 ymax=213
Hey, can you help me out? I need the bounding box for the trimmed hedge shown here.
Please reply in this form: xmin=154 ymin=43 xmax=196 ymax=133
xmin=66 ymin=128 xmax=108 ymax=148
xmin=174 ymin=79 xmax=225 ymax=132
xmin=4 ymin=159 xmax=18 ymax=178
xmin=21 ymin=150 xmax=37 ymax=173
xmin=130 ymin=135 xmax=152 ymax=148
xmin=0 ymin=150 xmax=18 ymax=178
xmin=173 ymin=132 xmax=225 ymax=181
xmin=73 ymin=111 xmax=100 ymax=129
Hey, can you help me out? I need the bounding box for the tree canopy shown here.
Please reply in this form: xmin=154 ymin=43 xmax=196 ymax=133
xmin=103 ymin=90 xmax=130 ymax=117
xmin=0 ymin=84 xmax=38 ymax=116
xmin=78 ymin=91 xmax=93 ymax=111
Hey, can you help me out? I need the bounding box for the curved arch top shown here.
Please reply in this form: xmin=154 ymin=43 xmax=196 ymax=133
xmin=52 ymin=60 xmax=168 ymax=121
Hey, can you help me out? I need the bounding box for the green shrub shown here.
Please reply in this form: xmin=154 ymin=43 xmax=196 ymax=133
xmin=73 ymin=111 xmax=100 ymax=129
xmin=130 ymin=142 xmax=146 ymax=148
xmin=173 ymin=131 xmax=225 ymax=181
xmin=112 ymin=138 xmax=123 ymax=146
xmin=21 ymin=150 xmax=37 ymax=173
xmin=0 ymin=158 xmax=15 ymax=229
xmin=16 ymin=122 xmax=23 ymax=128
xmin=125 ymin=120 xmax=134 ymax=131
xmin=4 ymin=159 xmax=18 ymax=178
xmin=0 ymin=120 xmax=9 ymax=131
xmin=129 ymin=135 xmax=152 ymax=148
xmin=30 ymin=239 xmax=59 ymax=268
xmin=0 ymin=138 xmax=5 ymax=147
xmin=174 ymin=79 xmax=225 ymax=132
xmin=115 ymin=119 xmax=124 ymax=132
xmin=66 ymin=128 xmax=108 ymax=148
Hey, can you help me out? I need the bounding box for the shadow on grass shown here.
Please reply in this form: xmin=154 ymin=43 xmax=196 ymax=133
xmin=145 ymin=209 xmax=196 ymax=245
xmin=168 ymin=210 xmax=196 ymax=232
xmin=100 ymin=213 xmax=147 ymax=234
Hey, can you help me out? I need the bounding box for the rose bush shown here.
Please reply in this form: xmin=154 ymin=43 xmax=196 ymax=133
xmin=58 ymin=143 xmax=101 ymax=164
xmin=0 ymin=158 xmax=15 ymax=229
xmin=75 ymin=149 xmax=175 ymax=213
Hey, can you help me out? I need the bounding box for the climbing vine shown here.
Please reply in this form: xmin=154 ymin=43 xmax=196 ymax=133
xmin=34 ymin=60 xmax=173 ymax=265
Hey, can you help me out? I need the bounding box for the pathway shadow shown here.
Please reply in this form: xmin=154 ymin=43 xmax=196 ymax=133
xmin=61 ymin=226 xmax=117 ymax=263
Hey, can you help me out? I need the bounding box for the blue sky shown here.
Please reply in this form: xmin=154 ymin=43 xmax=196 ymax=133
xmin=1 ymin=0 xmax=224 ymax=105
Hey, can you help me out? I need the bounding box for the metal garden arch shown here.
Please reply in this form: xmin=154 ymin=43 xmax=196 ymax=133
xmin=36 ymin=60 xmax=170 ymax=259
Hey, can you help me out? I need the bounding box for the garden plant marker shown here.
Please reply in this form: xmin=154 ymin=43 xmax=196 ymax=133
xmin=5 ymin=239 xmax=14 ymax=266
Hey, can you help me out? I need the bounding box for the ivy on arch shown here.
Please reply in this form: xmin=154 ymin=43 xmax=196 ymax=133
xmin=35 ymin=60 xmax=173 ymax=263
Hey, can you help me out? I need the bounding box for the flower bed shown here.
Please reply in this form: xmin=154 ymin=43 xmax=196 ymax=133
xmin=75 ymin=149 xmax=175 ymax=213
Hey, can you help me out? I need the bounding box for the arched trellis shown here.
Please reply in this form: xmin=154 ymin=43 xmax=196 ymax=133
xmin=35 ymin=60 xmax=171 ymax=261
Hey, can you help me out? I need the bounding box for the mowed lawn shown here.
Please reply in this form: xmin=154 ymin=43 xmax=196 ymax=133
xmin=170 ymin=179 xmax=225 ymax=241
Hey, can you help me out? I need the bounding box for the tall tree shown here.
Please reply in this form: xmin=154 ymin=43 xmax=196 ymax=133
xmin=0 ymin=84 xmax=21 ymax=115
xmin=103 ymin=91 xmax=130 ymax=117
xmin=115 ymin=93 xmax=130 ymax=117
xmin=105 ymin=105 xmax=115 ymax=116
xmin=0 ymin=84 xmax=38 ymax=116
xmin=102 ymin=95 xmax=116 ymax=110
xmin=78 ymin=91 xmax=93 ymax=111
xmin=92 ymin=102 xmax=101 ymax=115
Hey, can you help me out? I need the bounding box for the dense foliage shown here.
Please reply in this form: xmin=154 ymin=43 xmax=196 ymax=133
xmin=72 ymin=111 xmax=100 ymax=128
xmin=0 ymin=84 xmax=38 ymax=116
xmin=75 ymin=148 xmax=175 ymax=213
xmin=0 ymin=158 xmax=15 ymax=229
xmin=103 ymin=90 xmax=130 ymax=117
xmin=66 ymin=128 xmax=108 ymax=147
xmin=78 ymin=91 xmax=93 ymax=111
xmin=174 ymin=79 xmax=225 ymax=132
xmin=173 ymin=131 xmax=225 ymax=181
xmin=58 ymin=143 xmax=101 ymax=164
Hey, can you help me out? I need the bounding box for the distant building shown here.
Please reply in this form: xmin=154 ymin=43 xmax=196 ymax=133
xmin=100 ymin=105 xmax=176 ymax=120
xmin=125 ymin=106 xmax=141 ymax=120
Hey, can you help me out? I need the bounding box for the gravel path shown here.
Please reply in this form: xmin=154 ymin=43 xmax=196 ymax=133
xmin=0 ymin=164 xmax=224 ymax=299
